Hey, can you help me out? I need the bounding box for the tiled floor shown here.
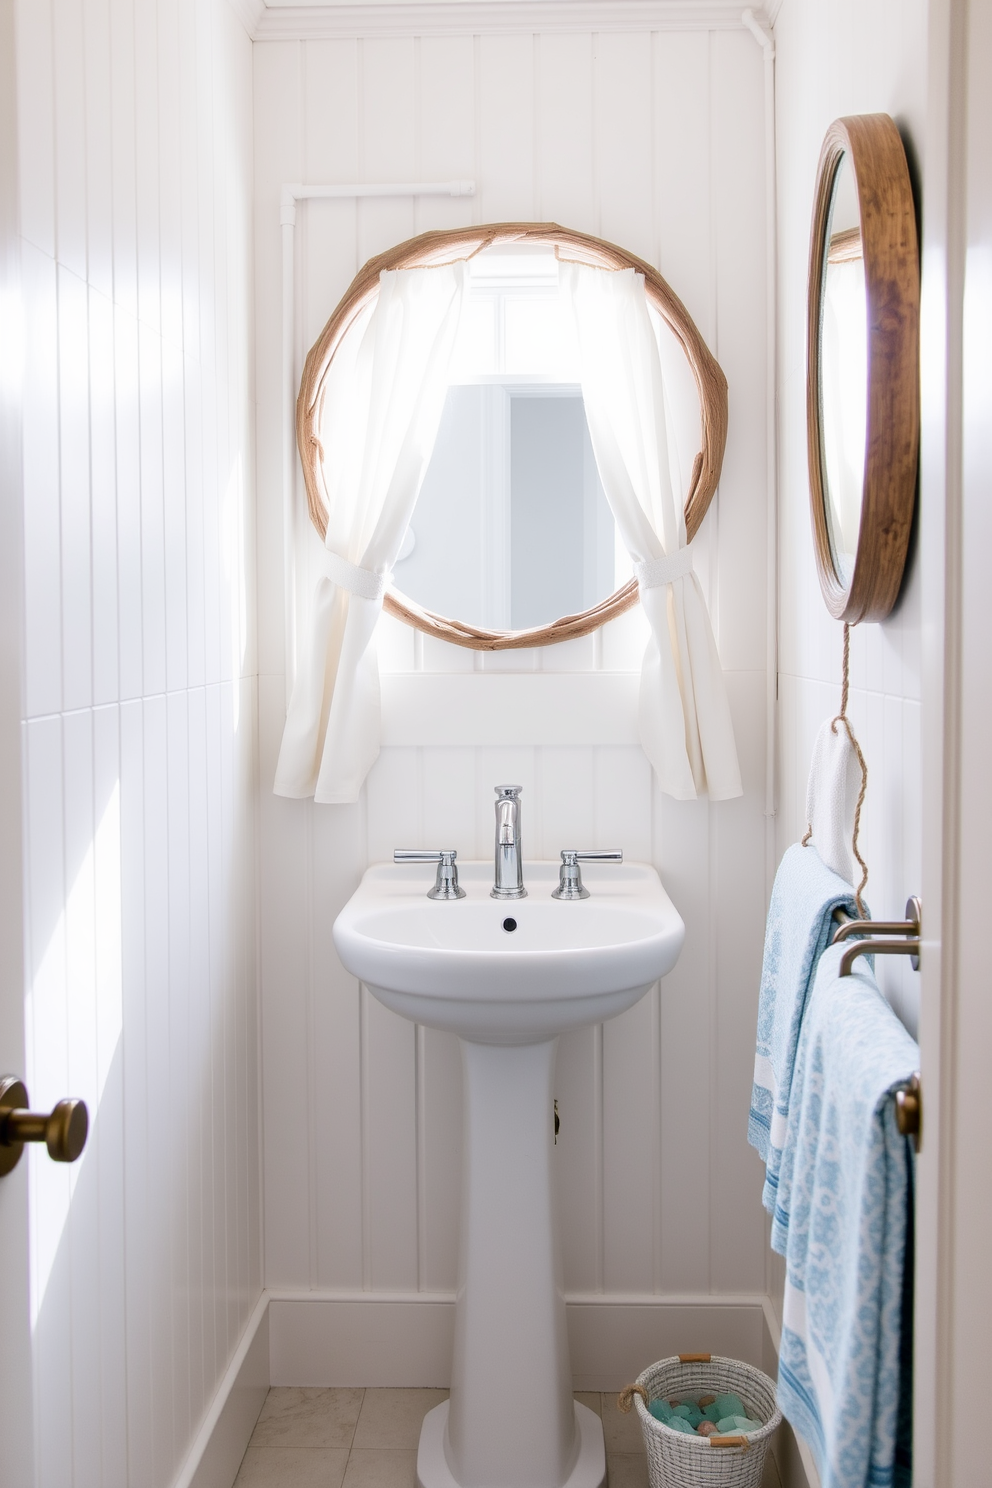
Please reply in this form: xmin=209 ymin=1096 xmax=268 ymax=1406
xmin=234 ymin=1388 xmax=784 ymax=1487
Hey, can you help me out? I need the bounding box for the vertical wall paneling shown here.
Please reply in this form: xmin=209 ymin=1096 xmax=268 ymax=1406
xmin=16 ymin=1 xmax=260 ymax=1484
xmin=771 ymin=0 xmax=928 ymax=1346
xmin=21 ymin=243 xmax=62 ymax=719
xmin=535 ymin=33 xmax=595 ymax=228
xmin=707 ymin=30 xmax=770 ymax=1296
xmin=774 ymin=0 xmax=927 ymax=1036
xmin=255 ymin=14 xmax=773 ymax=1324
xmin=478 ymin=33 xmax=535 ymax=223
xmin=311 ymin=799 xmax=366 ymax=1290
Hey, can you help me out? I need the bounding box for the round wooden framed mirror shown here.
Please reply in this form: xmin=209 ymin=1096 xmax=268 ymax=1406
xmin=297 ymin=222 xmax=728 ymax=650
xmin=806 ymin=114 xmax=919 ymax=623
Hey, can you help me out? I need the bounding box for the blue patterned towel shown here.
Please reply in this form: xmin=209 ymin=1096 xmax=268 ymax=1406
xmin=748 ymin=842 xmax=860 ymax=1216
xmin=773 ymin=943 xmax=918 ymax=1488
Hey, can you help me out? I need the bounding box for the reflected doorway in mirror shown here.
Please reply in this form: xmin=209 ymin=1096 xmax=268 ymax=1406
xmin=820 ymin=154 xmax=867 ymax=587
xmin=396 ymin=384 xmax=627 ymax=632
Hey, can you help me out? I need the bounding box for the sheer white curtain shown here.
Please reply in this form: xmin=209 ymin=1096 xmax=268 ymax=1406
xmin=560 ymin=263 xmax=741 ymax=800
xmin=274 ymin=264 xmax=467 ymax=803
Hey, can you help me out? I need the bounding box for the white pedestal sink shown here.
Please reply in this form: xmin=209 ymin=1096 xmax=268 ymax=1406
xmin=333 ymin=860 xmax=685 ymax=1488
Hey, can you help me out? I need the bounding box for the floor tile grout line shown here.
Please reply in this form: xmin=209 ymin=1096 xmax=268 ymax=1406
xmin=239 ymin=1387 xmax=658 ymax=1485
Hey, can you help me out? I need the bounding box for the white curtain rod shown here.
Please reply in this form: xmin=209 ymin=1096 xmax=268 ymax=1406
xmin=280 ymin=179 xmax=477 ymax=702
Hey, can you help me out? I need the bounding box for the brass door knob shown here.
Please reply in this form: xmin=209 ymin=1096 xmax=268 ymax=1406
xmin=0 ymin=1076 xmax=89 ymax=1176
xmin=894 ymin=1072 xmax=922 ymax=1152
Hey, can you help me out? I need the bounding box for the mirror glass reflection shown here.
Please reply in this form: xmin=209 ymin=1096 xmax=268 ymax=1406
xmin=819 ymin=151 xmax=867 ymax=585
xmin=395 ymin=246 xmax=631 ymax=629
xmin=396 ymin=383 xmax=626 ymax=631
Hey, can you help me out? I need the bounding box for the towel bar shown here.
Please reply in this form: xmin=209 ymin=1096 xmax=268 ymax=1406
xmin=828 ymin=910 xmax=923 ymax=1150
xmin=832 ymin=897 xmax=921 ymax=975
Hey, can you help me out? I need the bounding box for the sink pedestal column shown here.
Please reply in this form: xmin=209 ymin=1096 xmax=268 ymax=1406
xmin=417 ymin=1037 xmax=605 ymax=1488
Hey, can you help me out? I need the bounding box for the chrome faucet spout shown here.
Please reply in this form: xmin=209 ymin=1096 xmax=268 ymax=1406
xmin=497 ymin=799 xmax=516 ymax=844
xmin=491 ymin=785 xmax=526 ymax=900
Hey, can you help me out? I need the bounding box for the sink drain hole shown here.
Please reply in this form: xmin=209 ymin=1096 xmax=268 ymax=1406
xmin=502 ymin=917 xmax=517 ymax=933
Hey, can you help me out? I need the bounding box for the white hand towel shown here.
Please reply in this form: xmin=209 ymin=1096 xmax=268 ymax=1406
xmin=804 ymin=718 xmax=863 ymax=886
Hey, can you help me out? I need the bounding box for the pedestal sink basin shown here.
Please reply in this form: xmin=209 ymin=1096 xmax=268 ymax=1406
xmin=333 ymin=860 xmax=685 ymax=1488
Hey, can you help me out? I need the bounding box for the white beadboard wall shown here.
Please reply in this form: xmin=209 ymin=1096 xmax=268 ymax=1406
xmin=254 ymin=20 xmax=774 ymax=1327
xmin=774 ymin=0 xmax=927 ymax=1039
xmin=14 ymin=1 xmax=260 ymax=1485
xmin=768 ymin=0 xmax=927 ymax=1366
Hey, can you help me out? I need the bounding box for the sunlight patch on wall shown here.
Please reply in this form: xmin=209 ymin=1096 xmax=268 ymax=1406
xmin=27 ymin=783 xmax=122 ymax=1332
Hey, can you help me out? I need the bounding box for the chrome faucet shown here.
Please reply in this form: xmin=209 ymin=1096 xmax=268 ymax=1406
xmin=491 ymin=785 xmax=526 ymax=900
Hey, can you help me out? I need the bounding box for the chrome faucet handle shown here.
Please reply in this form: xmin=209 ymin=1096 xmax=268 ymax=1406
xmin=552 ymin=849 xmax=623 ymax=901
xmin=394 ymin=849 xmax=466 ymax=901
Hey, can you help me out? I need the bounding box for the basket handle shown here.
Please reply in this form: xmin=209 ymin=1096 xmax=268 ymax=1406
xmin=678 ymin=1353 xmax=711 ymax=1363
xmin=710 ymin=1435 xmax=751 ymax=1451
xmin=617 ymin=1385 xmax=648 ymax=1414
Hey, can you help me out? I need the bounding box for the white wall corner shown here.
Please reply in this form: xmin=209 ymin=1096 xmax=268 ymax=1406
xmin=226 ymin=0 xmax=266 ymax=37
xmin=741 ymin=6 xmax=775 ymax=56
xmin=172 ymin=1296 xmax=270 ymax=1488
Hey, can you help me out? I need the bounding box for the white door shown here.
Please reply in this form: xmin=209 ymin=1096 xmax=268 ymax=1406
xmin=0 ymin=778 xmax=35 ymax=1488
xmin=0 ymin=1 xmax=35 ymax=1478
xmin=915 ymin=0 xmax=992 ymax=1479
xmin=0 ymin=779 xmax=34 ymax=1476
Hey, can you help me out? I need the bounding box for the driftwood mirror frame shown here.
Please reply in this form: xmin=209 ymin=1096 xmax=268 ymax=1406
xmin=297 ymin=222 xmax=729 ymax=651
xmin=807 ymin=114 xmax=920 ymax=624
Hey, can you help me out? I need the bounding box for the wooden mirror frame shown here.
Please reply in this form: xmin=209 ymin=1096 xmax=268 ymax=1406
xmin=806 ymin=115 xmax=920 ymax=624
xmin=297 ymin=222 xmax=729 ymax=650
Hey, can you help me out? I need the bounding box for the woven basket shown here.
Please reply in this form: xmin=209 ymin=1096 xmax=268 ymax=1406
xmin=618 ymin=1353 xmax=781 ymax=1488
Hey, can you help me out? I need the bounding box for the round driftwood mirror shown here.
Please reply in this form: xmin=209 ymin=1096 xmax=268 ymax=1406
xmin=807 ymin=114 xmax=919 ymax=623
xmin=297 ymin=223 xmax=728 ymax=650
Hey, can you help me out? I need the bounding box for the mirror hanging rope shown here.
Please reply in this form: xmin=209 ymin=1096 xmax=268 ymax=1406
xmin=802 ymin=622 xmax=870 ymax=916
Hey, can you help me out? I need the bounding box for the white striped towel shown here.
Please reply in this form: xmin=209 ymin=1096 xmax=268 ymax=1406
xmin=748 ymin=841 xmax=861 ymax=1217
xmin=772 ymin=941 xmax=917 ymax=1488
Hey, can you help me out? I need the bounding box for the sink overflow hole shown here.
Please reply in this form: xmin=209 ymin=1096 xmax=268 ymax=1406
xmin=502 ymin=917 xmax=517 ymax=933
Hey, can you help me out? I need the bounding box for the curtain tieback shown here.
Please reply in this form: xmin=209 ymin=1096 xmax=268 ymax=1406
xmin=324 ymin=551 xmax=388 ymax=602
xmin=634 ymin=543 xmax=694 ymax=590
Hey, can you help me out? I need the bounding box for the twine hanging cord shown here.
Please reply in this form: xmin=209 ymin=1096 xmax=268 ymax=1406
xmin=801 ymin=622 xmax=869 ymax=916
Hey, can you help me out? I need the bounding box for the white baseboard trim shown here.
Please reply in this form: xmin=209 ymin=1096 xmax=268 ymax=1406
xmin=173 ymin=1287 xmax=817 ymax=1488
xmin=171 ymin=1294 xmax=270 ymax=1488
xmin=268 ymin=1290 xmax=457 ymax=1387
xmin=266 ymin=1288 xmax=772 ymax=1390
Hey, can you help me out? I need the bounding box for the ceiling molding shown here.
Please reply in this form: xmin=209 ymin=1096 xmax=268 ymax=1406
xmin=226 ymin=0 xmax=267 ymax=36
xmin=251 ymin=1 xmax=765 ymax=42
